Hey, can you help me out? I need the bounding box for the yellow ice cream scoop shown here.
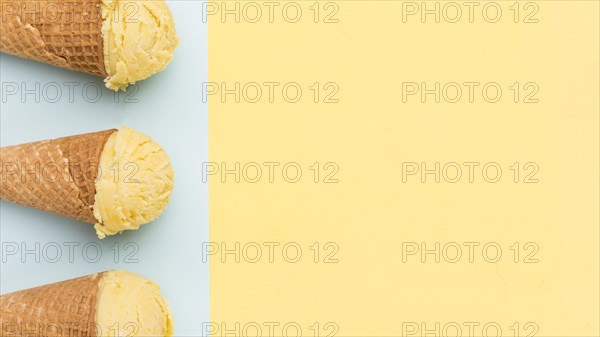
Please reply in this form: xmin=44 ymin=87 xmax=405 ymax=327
xmin=97 ymin=270 xmax=174 ymax=337
xmin=101 ymin=0 xmax=179 ymax=90
xmin=0 ymin=270 xmax=173 ymax=337
xmin=93 ymin=126 xmax=174 ymax=239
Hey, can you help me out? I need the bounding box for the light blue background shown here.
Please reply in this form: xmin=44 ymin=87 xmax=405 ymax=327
xmin=0 ymin=1 xmax=208 ymax=335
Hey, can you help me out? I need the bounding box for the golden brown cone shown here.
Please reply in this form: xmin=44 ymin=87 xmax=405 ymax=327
xmin=0 ymin=0 xmax=107 ymax=77
xmin=0 ymin=129 xmax=116 ymax=223
xmin=0 ymin=272 xmax=104 ymax=337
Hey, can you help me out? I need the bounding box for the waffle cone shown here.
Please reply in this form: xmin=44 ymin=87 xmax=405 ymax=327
xmin=0 ymin=129 xmax=116 ymax=223
xmin=0 ymin=272 xmax=104 ymax=337
xmin=0 ymin=0 xmax=107 ymax=77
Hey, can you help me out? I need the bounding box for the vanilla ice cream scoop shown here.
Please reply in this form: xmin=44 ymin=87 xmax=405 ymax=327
xmin=101 ymin=0 xmax=179 ymax=90
xmin=93 ymin=126 xmax=174 ymax=238
xmin=97 ymin=271 xmax=174 ymax=337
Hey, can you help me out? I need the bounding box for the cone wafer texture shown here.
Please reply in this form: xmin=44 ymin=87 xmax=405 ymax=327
xmin=0 ymin=0 xmax=107 ymax=76
xmin=0 ymin=129 xmax=116 ymax=223
xmin=0 ymin=272 xmax=103 ymax=337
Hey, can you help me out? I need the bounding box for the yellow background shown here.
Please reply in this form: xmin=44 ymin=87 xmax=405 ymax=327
xmin=210 ymin=1 xmax=599 ymax=336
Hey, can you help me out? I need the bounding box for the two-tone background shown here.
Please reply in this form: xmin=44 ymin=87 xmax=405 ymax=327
xmin=2 ymin=1 xmax=599 ymax=336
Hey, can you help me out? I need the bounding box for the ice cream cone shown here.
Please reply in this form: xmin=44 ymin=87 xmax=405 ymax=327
xmin=0 ymin=129 xmax=115 ymax=223
xmin=0 ymin=0 xmax=179 ymax=90
xmin=0 ymin=0 xmax=108 ymax=77
xmin=0 ymin=271 xmax=174 ymax=337
xmin=0 ymin=272 xmax=102 ymax=337
xmin=0 ymin=127 xmax=174 ymax=238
